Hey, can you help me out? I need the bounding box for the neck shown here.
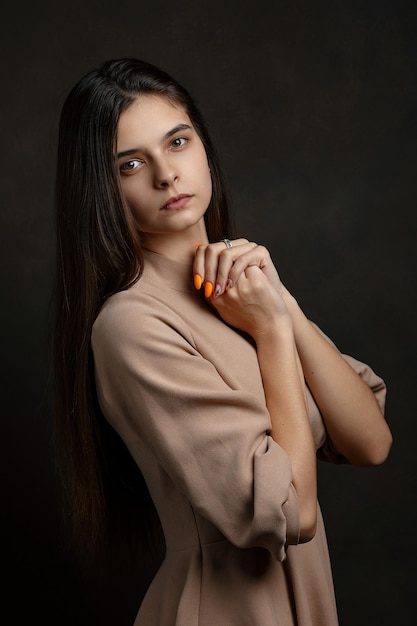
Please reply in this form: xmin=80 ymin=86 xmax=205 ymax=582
xmin=142 ymin=221 xmax=209 ymax=264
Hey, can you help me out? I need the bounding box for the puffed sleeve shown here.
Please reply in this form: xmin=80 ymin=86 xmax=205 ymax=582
xmin=92 ymin=293 xmax=300 ymax=562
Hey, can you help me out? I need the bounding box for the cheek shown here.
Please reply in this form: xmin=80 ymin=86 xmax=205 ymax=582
xmin=195 ymin=153 xmax=212 ymax=198
xmin=121 ymin=179 xmax=147 ymax=211
xmin=204 ymin=166 xmax=213 ymax=205
xmin=206 ymin=172 xmax=213 ymax=202
xmin=119 ymin=186 xmax=149 ymax=227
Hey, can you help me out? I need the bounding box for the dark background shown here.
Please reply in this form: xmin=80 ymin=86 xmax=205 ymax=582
xmin=2 ymin=1 xmax=416 ymax=624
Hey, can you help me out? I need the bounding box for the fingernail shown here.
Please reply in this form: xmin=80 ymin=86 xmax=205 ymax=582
xmin=213 ymin=283 xmax=222 ymax=298
xmin=194 ymin=243 xmax=204 ymax=250
xmin=194 ymin=273 xmax=203 ymax=290
xmin=204 ymin=281 xmax=214 ymax=298
xmin=225 ymin=279 xmax=233 ymax=291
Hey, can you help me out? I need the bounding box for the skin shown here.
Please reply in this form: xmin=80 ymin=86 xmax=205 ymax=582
xmin=117 ymin=94 xmax=393 ymax=542
xmin=116 ymin=94 xmax=211 ymax=263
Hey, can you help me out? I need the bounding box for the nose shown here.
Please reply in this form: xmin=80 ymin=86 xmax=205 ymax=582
xmin=153 ymin=157 xmax=179 ymax=189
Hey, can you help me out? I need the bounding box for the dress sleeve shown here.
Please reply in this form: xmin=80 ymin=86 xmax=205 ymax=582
xmin=309 ymin=322 xmax=387 ymax=463
xmin=92 ymin=295 xmax=300 ymax=562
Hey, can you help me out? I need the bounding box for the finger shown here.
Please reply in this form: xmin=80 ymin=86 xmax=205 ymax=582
xmin=193 ymin=238 xmax=250 ymax=297
xmin=193 ymin=242 xmax=225 ymax=296
xmin=212 ymin=240 xmax=257 ymax=297
xmin=226 ymin=245 xmax=276 ymax=289
xmin=193 ymin=243 xmax=208 ymax=291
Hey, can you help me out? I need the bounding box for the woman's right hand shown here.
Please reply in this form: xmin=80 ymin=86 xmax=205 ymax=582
xmin=193 ymin=239 xmax=291 ymax=339
xmin=211 ymin=264 xmax=292 ymax=340
xmin=194 ymin=240 xmax=318 ymax=541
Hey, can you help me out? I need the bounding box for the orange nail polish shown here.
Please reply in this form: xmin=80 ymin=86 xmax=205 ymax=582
xmin=194 ymin=243 xmax=204 ymax=250
xmin=204 ymin=281 xmax=214 ymax=298
xmin=194 ymin=273 xmax=202 ymax=290
xmin=225 ymin=279 xmax=233 ymax=291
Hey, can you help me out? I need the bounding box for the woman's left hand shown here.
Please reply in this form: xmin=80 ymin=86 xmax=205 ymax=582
xmin=193 ymin=238 xmax=283 ymax=299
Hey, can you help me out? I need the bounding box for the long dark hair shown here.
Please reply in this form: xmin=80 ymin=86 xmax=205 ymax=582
xmin=53 ymin=58 xmax=232 ymax=565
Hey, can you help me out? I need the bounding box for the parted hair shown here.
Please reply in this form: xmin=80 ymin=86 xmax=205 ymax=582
xmin=53 ymin=57 xmax=232 ymax=563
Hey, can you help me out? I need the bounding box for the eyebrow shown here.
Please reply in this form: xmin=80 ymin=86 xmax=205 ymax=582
xmin=115 ymin=123 xmax=192 ymax=159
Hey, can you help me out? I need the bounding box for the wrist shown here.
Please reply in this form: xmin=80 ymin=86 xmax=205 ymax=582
xmin=281 ymin=287 xmax=299 ymax=315
xmin=253 ymin=316 xmax=294 ymax=349
xmin=283 ymin=288 xmax=308 ymax=320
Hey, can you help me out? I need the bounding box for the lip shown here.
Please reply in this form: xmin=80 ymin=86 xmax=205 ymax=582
xmin=160 ymin=194 xmax=192 ymax=211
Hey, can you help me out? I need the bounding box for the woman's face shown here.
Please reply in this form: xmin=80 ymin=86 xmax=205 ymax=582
xmin=116 ymin=94 xmax=212 ymax=240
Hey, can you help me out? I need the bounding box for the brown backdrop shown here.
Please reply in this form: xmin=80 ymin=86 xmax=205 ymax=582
xmin=2 ymin=1 xmax=416 ymax=624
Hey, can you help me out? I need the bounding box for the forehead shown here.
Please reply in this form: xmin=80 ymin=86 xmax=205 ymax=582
xmin=116 ymin=94 xmax=191 ymax=149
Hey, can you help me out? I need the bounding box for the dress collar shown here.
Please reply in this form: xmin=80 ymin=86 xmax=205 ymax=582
xmin=142 ymin=248 xmax=196 ymax=294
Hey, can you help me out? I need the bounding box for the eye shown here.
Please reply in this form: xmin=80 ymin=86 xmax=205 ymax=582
xmin=119 ymin=159 xmax=142 ymax=175
xmin=171 ymin=136 xmax=187 ymax=149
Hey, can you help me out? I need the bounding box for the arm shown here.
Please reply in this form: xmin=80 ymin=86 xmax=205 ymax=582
xmin=255 ymin=320 xmax=318 ymax=541
xmin=92 ymin=288 xmax=303 ymax=560
xmin=210 ymin=264 xmax=318 ymax=541
xmin=195 ymin=238 xmax=392 ymax=471
xmin=282 ymin=288 xmax=392 ymax=466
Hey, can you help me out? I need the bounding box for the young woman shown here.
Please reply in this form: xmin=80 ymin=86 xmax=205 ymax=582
xmin=53 ymin=57 xmax=392 ymax=625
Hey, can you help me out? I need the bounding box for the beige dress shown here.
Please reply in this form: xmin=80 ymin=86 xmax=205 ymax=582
xmin=92 ymin=249 xmax=386 ymax=626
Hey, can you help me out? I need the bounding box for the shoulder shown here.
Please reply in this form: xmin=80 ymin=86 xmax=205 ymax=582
xmin=92 ymin=279 xmax=194 ymax=353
